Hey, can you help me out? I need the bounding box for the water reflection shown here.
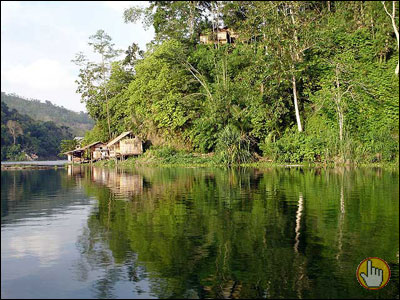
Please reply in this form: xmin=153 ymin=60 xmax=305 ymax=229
xmin=1 ymin=166 xmax=399 ymax=299
xmin=67 ymin=166 xmax=399 ymax=299
xmin=67 ymin=165 xmax=143 ymax=199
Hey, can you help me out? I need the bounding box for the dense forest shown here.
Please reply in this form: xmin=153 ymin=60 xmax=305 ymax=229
xmin=74 ymin=1 xmax=399 ymax=165
xmin=1 ymin=101 xmax=73 ymax=161
xmin=1 ymin=92 xmax=94 ymax=136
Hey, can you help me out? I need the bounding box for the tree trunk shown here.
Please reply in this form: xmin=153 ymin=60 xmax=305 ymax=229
xmin=105 ymin=92 xmax=111 ymax=139
xmin=101 ymin=54 xmax=111 ymax=139
xmin=338 ymin=108 xmax=344 ymax=141
xmin=382 ymin=1 xmax=399 ymax=75
xmin=189 ymin=1 xmax=195 ymax=38
xmin=335 ymin=66 xmax=344 ymax=141
xmin=292 ymin=74 xmax=303 ymax=132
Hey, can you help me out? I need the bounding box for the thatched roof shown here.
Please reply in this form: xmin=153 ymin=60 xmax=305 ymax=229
xmin=106 ymin=131 xmax=132 ymax=147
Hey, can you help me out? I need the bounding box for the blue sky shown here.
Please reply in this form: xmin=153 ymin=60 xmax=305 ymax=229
xmin=1 ymin=1 xmax=154 ymax=112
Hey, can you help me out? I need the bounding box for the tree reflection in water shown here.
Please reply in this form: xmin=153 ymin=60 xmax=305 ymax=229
xmin=67 ymin=166 xmax=399 ymax=299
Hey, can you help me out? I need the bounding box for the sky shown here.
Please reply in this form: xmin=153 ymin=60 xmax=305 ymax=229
xmin=1 ymin=1 xmax=155 ymax=112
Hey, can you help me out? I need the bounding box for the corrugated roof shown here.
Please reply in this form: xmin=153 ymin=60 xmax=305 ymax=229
xmin=79 ymin=141 xmax=103 ymax=151
xmin=64 ymin=150 xmax=76 ymax=154
xmin=106 ymin=131 xmax=132 ymax=147
xmin=64 ymin=141 xmax=103 ymax=154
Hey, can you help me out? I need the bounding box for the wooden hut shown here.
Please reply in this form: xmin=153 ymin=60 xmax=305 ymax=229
xmin=106 ymin=131 xmax=143 ymax=158
xmin=65 ymin=149 xmax=84 ymax=163
xmin=120 ymin=136 xmax=142 ymax=156
xmin=82 ymin=141 xmax=105 ymax=162
xmin=65 ymin=141 xmax=105 ymax=163
xmin=199 ymin=27 xmax=238 ymax=45
xmin=93 ymin=144 xmax=109 ymax=161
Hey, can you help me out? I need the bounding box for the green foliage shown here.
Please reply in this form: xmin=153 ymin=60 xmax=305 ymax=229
xmin=1 ymin=101 xmax=73 ymax=161
xmin=215 ymin=125 xmax=253 ymax=165
xmin=131 ymin=145 xmax=217 ymax=166
xmin=58 ymin=139 xmax=79 ymax=157
xmin=5 ymin=144 xmax=26 ymax=161
xmin=76 ymin=1 xmax=399 ymax=165
xmin=82 ymin=123 xmax=109 ymax=145
xmin=261 ymin=127 xmax=325 ymax=163
xmin=124 ymin=1 xmax=211 ymax=42
xmin=124 ymin=39 xmax=198 ymax=143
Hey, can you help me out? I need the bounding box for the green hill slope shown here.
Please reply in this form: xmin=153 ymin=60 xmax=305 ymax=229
xmin=1 ymin=92 xmax=94 ymax=136
xmin=1 ymin=101 xmax=73 ymax=161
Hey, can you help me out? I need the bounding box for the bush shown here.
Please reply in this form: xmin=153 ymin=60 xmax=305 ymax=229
xmin=6 ymin=144 xmax=26 ymax=161
xmin=140 ymin=145 xmax=216 ymax=165
xmin=215 ymin=125 xmax=253 ymax=165
xmin=260 ymin=128 xmax=326 ymax=163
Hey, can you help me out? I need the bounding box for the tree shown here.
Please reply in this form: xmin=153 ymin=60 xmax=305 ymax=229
xmin=58 ymin=139 xmax=79 ymax=158
xmin=72 ymin=30 xmax=122 ymax=139
xmin=6 ymin=120 xmax=23 ymax=145
xmin=382 ymin=1 xmax=399 ymax=75
xmin=122 ymin=42 xmax=144 ymax=71
xmin=124 ymin=40 xmax=197 ymax=143
xmin=124 ymin=1 xmax=212 ymax=43
xmin=240 ymin=1 xmax=322 ymax=132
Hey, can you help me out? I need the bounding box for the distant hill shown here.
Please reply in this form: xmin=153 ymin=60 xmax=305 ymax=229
xmin=1 ymin=92 xmax=94 ymax=136
xmin=1 ymin=101 xmax=73 ymax=161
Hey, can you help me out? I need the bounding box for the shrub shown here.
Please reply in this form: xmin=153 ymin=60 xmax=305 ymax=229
xmin=260 ymin=128 xmax=326 ymax=163
xmin=215 ymin=125 xmax=253 ymax=165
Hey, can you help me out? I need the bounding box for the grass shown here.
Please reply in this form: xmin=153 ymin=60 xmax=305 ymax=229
xmin=94 ymin=146 xmax=399 ymax=170
xmin=95 ymin=147 xmax=217 ymax=168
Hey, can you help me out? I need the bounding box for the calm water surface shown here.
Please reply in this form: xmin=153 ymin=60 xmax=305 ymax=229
xmin=1 ymin=160 xmax=68 ymax=166
xmin=1 ymin=166 xmax=399 ymax=299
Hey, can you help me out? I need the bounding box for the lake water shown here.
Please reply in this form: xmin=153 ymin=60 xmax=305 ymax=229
xmin=1 ymin=166 xmax=399 ymax=299
xmin=1 ymin=160 xmax=68 ymax=166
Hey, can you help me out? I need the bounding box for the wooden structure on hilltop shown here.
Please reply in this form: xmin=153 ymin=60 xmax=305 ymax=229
xmin=200 ymin=27 xmax=239 ymax=45
xmin=106 ymin=131 xmax=143 ymax=159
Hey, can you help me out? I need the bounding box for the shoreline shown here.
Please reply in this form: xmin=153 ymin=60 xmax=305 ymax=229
xmin=93 ymin=156 xmax=399 ymax=170
xmin=1 ymin=164 xmax=66 ymax=170
xmin=1 ymin=160 xmax=69 ymax=170
xmin=2 ymin=157 xmax=398 ymax=171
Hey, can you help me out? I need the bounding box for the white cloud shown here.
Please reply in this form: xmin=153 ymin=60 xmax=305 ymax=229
xmin=1 ymin=1 xmax=154 ymax=112
xmin=2 ymin=59 xmax=75 ymax=91
xmin=7 ymin=234 xmax=62 ymax=265
xmin=1 ymin=1 xmax=22 ymax=27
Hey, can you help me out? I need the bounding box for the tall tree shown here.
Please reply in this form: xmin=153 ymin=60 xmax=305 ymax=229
xmin=6 ymin=120 xmax=23 ymax=145
xmin=240 ymin=1 xmax=322 ymax=132
xmin=124 ymin=1 xmax=212 ymax=43
xmin=72 ymin=30 xmax=121 ymax=139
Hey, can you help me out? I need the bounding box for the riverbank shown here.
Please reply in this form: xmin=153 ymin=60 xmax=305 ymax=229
xmin=94 ymin=148 xmax=399 ymax=170
xmin=1 ymin=165 xmax=65 ymax=170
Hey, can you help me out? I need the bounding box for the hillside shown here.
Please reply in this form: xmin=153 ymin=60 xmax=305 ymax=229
xmin=1 ymin=101 xmax=73 ymax=161
xmin=75 ymin=2 xmax=398 ymax=165
xmin=1 ymin=92 xmax=94 ymax=136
